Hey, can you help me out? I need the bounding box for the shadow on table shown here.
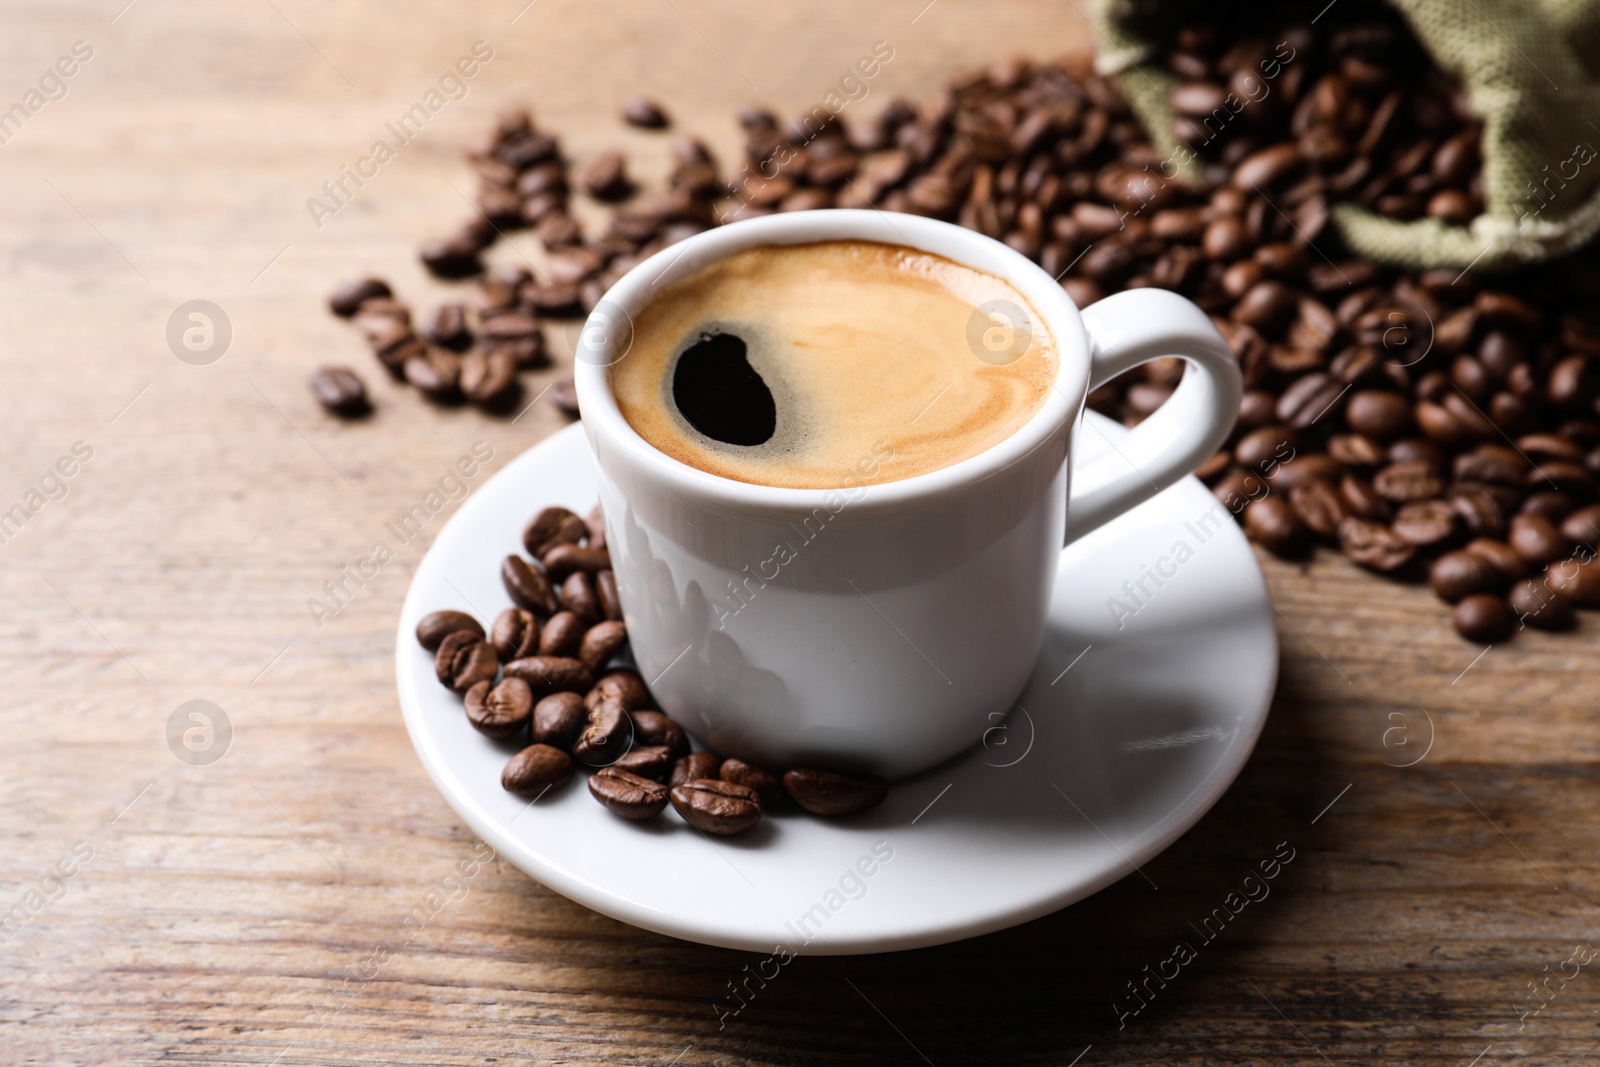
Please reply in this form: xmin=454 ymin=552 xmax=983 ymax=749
xmin=657 ymin=673 xmax=1338 ymax=1066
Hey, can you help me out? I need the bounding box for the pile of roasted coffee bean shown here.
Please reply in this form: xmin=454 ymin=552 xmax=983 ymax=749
xmin=319 ymin=272 xmax=570 ymax=417
xmin=335 ymin=3 xmax=1600 ymax=642
xmin=314 ymin=101 xmax=695 ymax=421
xmin=1160 ymin=8 xmax=1483 ymax=225
xmin=417 ymin=504 xmax=887 ymax=836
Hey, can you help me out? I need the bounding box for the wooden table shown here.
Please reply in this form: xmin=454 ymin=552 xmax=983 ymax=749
xmin=4 ymin=1 xmax=1596 ymax=1063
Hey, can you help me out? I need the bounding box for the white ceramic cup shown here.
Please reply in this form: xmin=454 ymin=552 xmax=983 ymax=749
xmin=574 ymin=210 xmax=1241 ymax=779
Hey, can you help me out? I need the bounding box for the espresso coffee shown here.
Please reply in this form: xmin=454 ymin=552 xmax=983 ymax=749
xmin=608 ymin=240 xmax=1056 ymax=489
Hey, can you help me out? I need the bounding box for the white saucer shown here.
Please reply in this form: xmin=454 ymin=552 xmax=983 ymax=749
xmin=395 ymin=414 xmax=1278 ymax=955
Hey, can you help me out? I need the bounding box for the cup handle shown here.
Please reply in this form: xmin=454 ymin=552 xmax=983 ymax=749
xmin=1064 ymin=289 xmax=1242 ymax=546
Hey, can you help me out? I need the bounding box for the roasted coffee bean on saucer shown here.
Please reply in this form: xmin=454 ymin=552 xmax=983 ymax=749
xmin=503 ymin=656 xmax=593 ymax=698
xmin=464 ymin=677 xmax=534 ymax=739
xmin=783 ymin=768 xmax=888 ymax=816
xmin=417 ymin=610 xmax=484 ymax=651
xmin=435 ymin=630 xmax=498 ymax=694
xmin=670 ymin=778 xmax=762 ymax=835
xmin=503 ymin=744 xmax=574 ymax=797
xmin=589 ymin=766 xmax=670 ymax=819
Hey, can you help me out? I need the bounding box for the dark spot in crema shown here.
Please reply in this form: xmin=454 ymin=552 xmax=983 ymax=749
xmin=671 ymin=331 xmax=776 ymax=446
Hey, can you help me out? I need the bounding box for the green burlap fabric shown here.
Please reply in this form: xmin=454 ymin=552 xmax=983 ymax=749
xmin=1096 ymin=0 xmax=1600 ymax=271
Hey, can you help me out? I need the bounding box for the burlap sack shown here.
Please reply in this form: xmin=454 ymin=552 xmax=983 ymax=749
xmin=1096 ymin=0 xmax=1600 ymax=271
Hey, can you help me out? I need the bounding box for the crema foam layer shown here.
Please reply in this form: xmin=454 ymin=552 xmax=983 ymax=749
xmin=609 ymin=240 xmax=1057 ymax=490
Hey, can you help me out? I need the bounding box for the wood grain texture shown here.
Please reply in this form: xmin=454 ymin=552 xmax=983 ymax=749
xmin=3 ymin=1 xmax=1599 ymax=1063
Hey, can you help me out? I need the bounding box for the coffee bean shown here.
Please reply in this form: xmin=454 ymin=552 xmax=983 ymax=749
xmin=589 ymin=766 xmax=670 ymax=819
xmin=670 ymin=778 xmax=762 ymax=835
xmin=1427 ymin=189 xmax=1473 ymax=224
xmin=1452 ymin=488 xmax=1507 ymax=539
xmin=1235 ymin=426 xmax=1294 ymax=471
xmin=1464 ymin=537 xmax=1530 ymax=582
xmin=537 ymin=611 xmax=586 ymax=657
xmin=782 ymin=768 xmax=888 ymax=816
xmin=1339 ymin=474 xmax=1392 ymax=521
xmin=1233 ymin=281 xmax=1299 ymax=333
xmin=584 ymin=506 xmax=607 ymax=550
xmin=1221 ymin=260 xmax=1264 ymax=298
xmin=403 ymin=348 xmax=462 ymax=401
xmin=589 ymin=668 xmax=652 ymax=712
xmin=464 ymin=677 xmax=534 ymax=740
xmin=719 ymin=758 xmax=784 ymax=806
xmin=417 ymin=610 xmax=484 ymax=651
xmin=1278 ymin=374 xmax=1348 ymax=429
xmin=546 ymin=247 xmax=605 ymax=285
xmin=503 ymin=656 xmax=593 ymax=698
xmin=1232 ymin=143 xmax=1304 ymax=190
xmin=631 ymin=711 xmax=689 ymax=760
xmin=502 ymin=555 xmax=559 ymax=614
xmin=1327 ymin=433 xmax=1385 ymax=468
xmin=523 ymin=506 xmax=584 ymax=557
xmin=434 ymin=630 xmax=498 ymax=694
xmin=459 ymin=350 xmax=518 ymax=407
xmin=572 ymin=697 xmax=631 ymax=766
xmin=423 ymin=302 xmax=473 ymax=350
xmin=1244 ymin=495 xmax=1306 ymax=555
xmin=576 ymin=619 xmax=627 ymax=672
xmin=1389 ymin=496 xmax=1458 ymax=548
xmin=1521 ymin=490 xmax=1577 ymax=521
xmin=1559 ymin=504 xmax=1600 ymax=545
xmin=480 ymin=312 xmax=547 ymax=368
xmin=671 ymin=751 xmax=723 ymax=788
xmin=354 ymin=294 xmax=413 ymax=335
xmin=1203 ymin=216 xmax=1251 ymax=260
xmin=1345 ymin=390 xmax=1411 ymax=440
xmin=1548 ymin=355 xmax=1599 ymax=411
xmin=308 ymin=366 xmax=370 ymax=416
xmin=549 ymin=377 xmax=580 ymax=418
xmin=1518 ymin=433 xmax=1586 ymax=464
xmin=1545 ymin=558 xmax=1600 ymax=607
xmin=329 ymin=277 xmax=392 ymax=317
xmin=1390 ymin=439 xmax=1445 ymax=467
xmin=1430 ymin=550 xmax=1503 ymax=602
xmin=612 ymin=744 xmax=675 ymax=782
xmin=561 ymin=571 xmax=601 ymax=623
xmin=1289 ymin=479 xmax=1346 ymax=539
xmin=1453 ymin=593 xmax=1513 ymax=642
xmin=542 ymin=543 xmax=611 ymax=579
xmin=1373 ymin=460 xmax=1445 ymax=502
xmin=1509 ymin=513 xmax=1569 ymax=565
xmin=1509 ymin=578 xmax=1573 ymax=631
xmin=490 ymin=607 xmax=539 ymax=661
xmin=1454 ymin=444 xmax=1525 ymax=486
xmin=419 ymin=235 xmax=483 ymax=278
xmin=532 ymin=691 xmax=587 ymax=749
xmin=502 ymin=744 xmax=574 ymax=797
xmin=1475 ymin=291 xmax=1540 ymax=330
xmin=1339 ymin=516 xmax=1416 ymax=573
xmin=1172 ymin=80 xmax=1228 ymax=117
xmin=622 ymin=97 xmax=669 ymax=129
xmin=582 ymin=151 xmax=633 ymax=201
xmin=596 ymin=570 xmax=624 ymax=621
